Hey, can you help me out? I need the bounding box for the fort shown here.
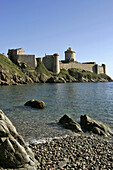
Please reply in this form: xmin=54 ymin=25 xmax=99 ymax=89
xmin=7 ymin=47 xmax=106 ymax=74
xmin=8 ymin=48 xmax=37 ymax=68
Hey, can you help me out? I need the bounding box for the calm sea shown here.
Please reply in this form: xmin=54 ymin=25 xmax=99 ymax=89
xmin=0 ymin=82 xmax=113 ymax=143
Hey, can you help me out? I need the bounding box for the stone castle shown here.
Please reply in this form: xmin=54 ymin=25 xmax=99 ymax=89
xmin=7 ymin=47 xmax=106 ymax=74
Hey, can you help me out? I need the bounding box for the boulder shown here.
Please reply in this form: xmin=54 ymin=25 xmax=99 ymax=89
xmin=24 ymin=99 xmax=45 ymax=109
xmin=0 ymin=109 xmax=37 ymax=169
xmin=59 ymin=114 xmax=82 ymax=133
xmin=80 ymin=114 xmax=113 ymax=137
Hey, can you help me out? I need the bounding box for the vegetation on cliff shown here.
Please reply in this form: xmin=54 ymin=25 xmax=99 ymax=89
xmin=0 ymin=54 xmax=33 ymax=85
xmin=0 ymin=54 xmax=25 ymax=76
xmin=0 ymin=54 xmax=112 ymax=85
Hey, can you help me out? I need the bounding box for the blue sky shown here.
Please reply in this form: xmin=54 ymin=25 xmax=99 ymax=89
xmin=0 ymin=0 xmax=113 ymax=78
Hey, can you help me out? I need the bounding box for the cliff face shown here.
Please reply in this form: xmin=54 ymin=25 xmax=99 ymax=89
xmin=0 ymin=54 xmax=112 ymax=85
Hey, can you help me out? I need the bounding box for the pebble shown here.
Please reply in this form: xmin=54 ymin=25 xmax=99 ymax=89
xmin=29 ymin=134 xmax=113 ymax=169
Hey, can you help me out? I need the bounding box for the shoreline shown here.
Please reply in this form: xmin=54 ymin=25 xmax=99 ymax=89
xmin=0 ymin=133 xmax=113 ymax=170
xmin=0 ymin=79 xmax=113 ymax=86
xmin=29 ymin=133 xmax=113 ymax=169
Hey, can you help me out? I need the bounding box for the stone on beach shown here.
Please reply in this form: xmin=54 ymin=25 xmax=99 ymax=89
xmin=24 ymin=99 xmax=45 ymax=109
xmin=59 ymin=114 xmax=113 ymax=137
xmin=80 ymin=114 xmax=113 ymax=137
xmin=0 ymin=109 xmax=37 ymax=169
xmin=59 ymin=114 xmax=83 ymax=133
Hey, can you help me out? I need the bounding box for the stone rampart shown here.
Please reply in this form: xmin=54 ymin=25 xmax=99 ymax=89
xmin=60 ymin=62 xmax=95 ymax=72
xmin=43 ymin=55 xmax=54 ymax=72
xmin=98 ymin=66 xmax=104 ymax=74
xmin=17 ymin=55 xmax=35 ymax=68
xmin=42 ymin=54 xmax=59 ymax=73
xmin=60 ymin=62 xmax=106 ymax=74
xmin=8 ymin=48 xmax=36 ymax=68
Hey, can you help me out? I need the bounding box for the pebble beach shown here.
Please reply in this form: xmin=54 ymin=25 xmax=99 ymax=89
xmin=30 ymin=134 xmax=113 ymax=170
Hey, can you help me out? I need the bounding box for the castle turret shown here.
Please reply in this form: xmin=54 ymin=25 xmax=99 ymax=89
xmin=65 ymin=47 xmax=76 ymax=62
xmin=102 ymin=64 xmax=106 ymax=74
xmin=53 ymin=53 xmax=60 ymax=74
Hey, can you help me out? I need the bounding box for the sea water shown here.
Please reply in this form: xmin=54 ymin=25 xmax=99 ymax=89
xmin=0 ymin=82 xmax=113 ymax=143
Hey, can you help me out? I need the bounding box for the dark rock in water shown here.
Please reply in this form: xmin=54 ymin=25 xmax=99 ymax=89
xmin=59 ymin=114 xmax=82 ymax=133
xmin=24 ymin=99 xmax=45 ymax=109
xmin=0 ymin=109 xmax=37 ymax=169
xmin=80 ymin=114 xmax=113 ymax=137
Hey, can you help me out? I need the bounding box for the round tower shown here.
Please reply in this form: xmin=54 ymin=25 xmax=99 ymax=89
xmin=53 ymin=53 xmax=60 ymax=74
xmin=65 ymin=47 xmax=76 ymax=62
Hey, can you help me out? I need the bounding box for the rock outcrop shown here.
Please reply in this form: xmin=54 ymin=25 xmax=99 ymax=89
xmin=59 ymin=114 xmax=113 ymax=137
xmin=24 ymin=99 xmax=45 ymax=109
xmin=0 ymin=109 xmax=37 ymax=169
xmin=59 ymin=114 xmax=82 ymax=133
xmin=47 ymin=77 xmax=66 ymax=83
xmin=80 ymin=114 xmax=113 ymax=137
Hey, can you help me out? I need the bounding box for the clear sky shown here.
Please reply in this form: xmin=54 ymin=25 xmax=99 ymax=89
xmin=0 ymin=0 xmax=113 ymax=78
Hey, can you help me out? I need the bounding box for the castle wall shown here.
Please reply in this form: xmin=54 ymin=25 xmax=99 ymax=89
xmin=94 ymin=64 xmax=106 ymax=74
xmin=8 ymin=48 xmax=36 ymax=68
xmin=17 ymin=55 xmax=35 ymax=68
xmin=60 ymin=62 xmax=95 ymax=72
xmin=8 ymin=50 xmax=18 ymax=63
xmin=7 ymin=48 xmax=106 ymax=75
xmin=42 ymin=54 xmax=60 ymax=73
xmin=60 ymin=62 xmax=106 ymax=74
xmin=42 ymin=55 xmax=54 ymax=72
xmin=98 ymin=66 xmax=103 ymax=74
xmin=98 ymin=65 xmax=106 ymax=74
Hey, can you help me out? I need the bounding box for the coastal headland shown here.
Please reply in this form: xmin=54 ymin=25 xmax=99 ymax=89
xmin=0 ymin=52 xmax=112 ymax=86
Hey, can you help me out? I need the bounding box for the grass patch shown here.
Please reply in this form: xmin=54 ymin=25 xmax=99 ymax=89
xmin=58 ymin=69 xmax=75 ymax=80
xmin=98 ymin=73 xmax=112 ymax=81
xmin=0 ymin=54 xmax=26 ymax=77
xmin=35 ymin=60 xmax=51 ymax=76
